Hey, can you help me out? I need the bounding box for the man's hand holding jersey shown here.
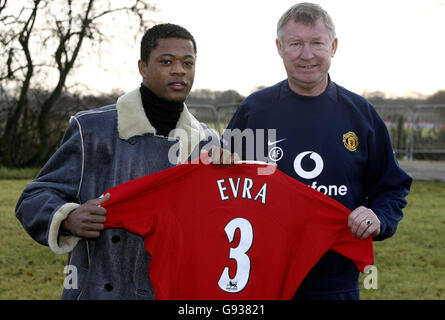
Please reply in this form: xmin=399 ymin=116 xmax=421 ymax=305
xmin=348 ymin=206 xmax=381 ymax=240
xmin=203 ymin=146 xmax=240 ymax=165
xmin=61 ymin=193 xmax=110 ymax=238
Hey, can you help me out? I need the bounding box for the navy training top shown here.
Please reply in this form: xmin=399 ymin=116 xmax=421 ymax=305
xmin=223 ymin=78 xmax=412 ymax=297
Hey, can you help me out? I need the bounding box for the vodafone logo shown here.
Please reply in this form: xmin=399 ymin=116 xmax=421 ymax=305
xmin=293 ymin=151 xmax=348 ymax=197
xmin=293 ymin=151 xmax=324 ymax=179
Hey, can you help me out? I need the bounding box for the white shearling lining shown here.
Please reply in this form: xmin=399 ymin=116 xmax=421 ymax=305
xmin=116 ymin=88 xmax=208 ymax=163
xmin=116 ymin=88 xmax=155 ymax=140
xmin=48 ymin=202 xmax=81 ymax=254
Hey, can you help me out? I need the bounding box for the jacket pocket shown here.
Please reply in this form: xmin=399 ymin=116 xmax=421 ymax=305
xmin=136 ymin=288 xmax=154 ymax=299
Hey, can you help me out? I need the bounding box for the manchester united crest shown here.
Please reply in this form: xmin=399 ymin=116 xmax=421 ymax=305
xmin=343 ymin=131 xmax=358 ymax=152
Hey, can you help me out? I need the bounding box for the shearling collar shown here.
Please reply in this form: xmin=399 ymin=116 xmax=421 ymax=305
xmin=116 ymin=88 xmax=207 ymax=163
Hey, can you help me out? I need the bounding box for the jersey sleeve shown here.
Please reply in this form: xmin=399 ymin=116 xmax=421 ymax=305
xmin=103 ymin=160 xmax=197 ymax=237
xmin=102 ymin=183 xmax=158 ymax=237
xmin=314 ymin=194 xmax=374 ymax=272
xmin=101 ymin=163 xmax=188 ymax=236
xmin=281 ymin=171 xmax=375 ymax=273
xmin=330 ymin=232 xmax=374 ymax=272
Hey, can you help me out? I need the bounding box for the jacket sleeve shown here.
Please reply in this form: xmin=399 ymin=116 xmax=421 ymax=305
xmin=364 ymin=106 xmax=412 ymax=241
xmin=15 ymin=116 xmax=84 ymax=254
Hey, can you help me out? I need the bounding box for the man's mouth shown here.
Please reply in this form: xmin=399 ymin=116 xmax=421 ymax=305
xmin=168 ymin=80 xmax=187 ymax=90
xmin=298 ymin=64 xmax=318 ymax=70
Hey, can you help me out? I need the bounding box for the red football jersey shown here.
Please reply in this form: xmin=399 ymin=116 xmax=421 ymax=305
xmin=103 ymin=157 xmax=373 ymax=300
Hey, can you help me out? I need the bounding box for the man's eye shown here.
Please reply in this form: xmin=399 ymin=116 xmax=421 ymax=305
xmin=160 ymin=60 xmax=172 ymax=65
xmin=184 ymin=61 xmax=194 ymax=67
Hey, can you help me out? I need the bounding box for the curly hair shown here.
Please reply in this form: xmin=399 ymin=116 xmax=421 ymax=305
xmin=140 ymin=23 xmax=197 ymax=62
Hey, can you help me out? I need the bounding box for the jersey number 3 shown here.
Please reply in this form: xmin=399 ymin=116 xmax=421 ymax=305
xmin=218 ymin=217 xmax=253 ymax=293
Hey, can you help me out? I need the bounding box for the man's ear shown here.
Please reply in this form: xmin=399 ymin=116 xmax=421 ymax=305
xmin=276 ymin=38 xmax=284 ymax=58
xmin=331 ymin=38 xmax=338 ymax=57
xmin=138 ymin=60 xmax=147 ymax=77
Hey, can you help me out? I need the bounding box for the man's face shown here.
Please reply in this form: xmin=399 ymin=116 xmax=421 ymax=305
xmin=276 ymin=18 xmax=337 ymax=96
xmin=138 ymin=38 xmax=196 ymax=102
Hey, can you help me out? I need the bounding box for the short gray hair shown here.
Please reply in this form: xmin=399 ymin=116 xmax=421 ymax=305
xmin=277 ymin=2 xmax=336 ymax=41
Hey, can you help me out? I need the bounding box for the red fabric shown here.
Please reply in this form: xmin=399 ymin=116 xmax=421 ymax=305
xmin=103 ymin=158 xmax=373 ymax=300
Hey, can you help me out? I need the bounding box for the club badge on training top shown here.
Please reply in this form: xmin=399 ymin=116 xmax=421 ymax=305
xmin=343 ymin=131 xmax=359 ymax=152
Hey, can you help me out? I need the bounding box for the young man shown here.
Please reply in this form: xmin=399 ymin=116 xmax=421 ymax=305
xmin=15 ymin=23 xmax=219 ymax=299
xmin=224 ymin=3 xmax=412 ymax=299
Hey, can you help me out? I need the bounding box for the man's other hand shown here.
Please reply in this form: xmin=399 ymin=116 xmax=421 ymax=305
xmin=204 ymin=146 xmax=240 ymax=165
xmin=348 ymin=206 xmax=381 ymax=240
xmin=61 ymin=193 xmax=110 ymax=238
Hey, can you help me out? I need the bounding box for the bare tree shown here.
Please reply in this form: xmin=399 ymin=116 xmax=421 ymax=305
xmin=0 ymin=0 xmax=156 ymax=167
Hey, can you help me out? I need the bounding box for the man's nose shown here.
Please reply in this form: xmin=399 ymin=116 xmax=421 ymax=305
xmin=300 ymin=43 xmax=315 ymax=60
xmin=171 ymin=61 xmax=186 ymax=75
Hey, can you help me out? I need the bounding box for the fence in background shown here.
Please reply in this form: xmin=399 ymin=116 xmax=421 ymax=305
xmin=188 ymin=103 xmax=445 ymax=160
xmin=410 ymin=105 xmax=445 ymax=159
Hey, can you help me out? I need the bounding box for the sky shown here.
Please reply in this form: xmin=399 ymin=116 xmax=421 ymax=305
xmin=74 ymin=0 xmax=445 ymax=98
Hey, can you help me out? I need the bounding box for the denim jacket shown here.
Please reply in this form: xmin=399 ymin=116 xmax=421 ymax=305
xmin=15 ymin=88 xmax=219 ymax=299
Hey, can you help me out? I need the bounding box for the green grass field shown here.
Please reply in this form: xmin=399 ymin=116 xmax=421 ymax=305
xmin=0 ymin=179 xmax=444 ymax=300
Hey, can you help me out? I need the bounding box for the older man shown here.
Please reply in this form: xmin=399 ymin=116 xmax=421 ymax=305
xmin=224 ymin=2 xmax=412 ymax=299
